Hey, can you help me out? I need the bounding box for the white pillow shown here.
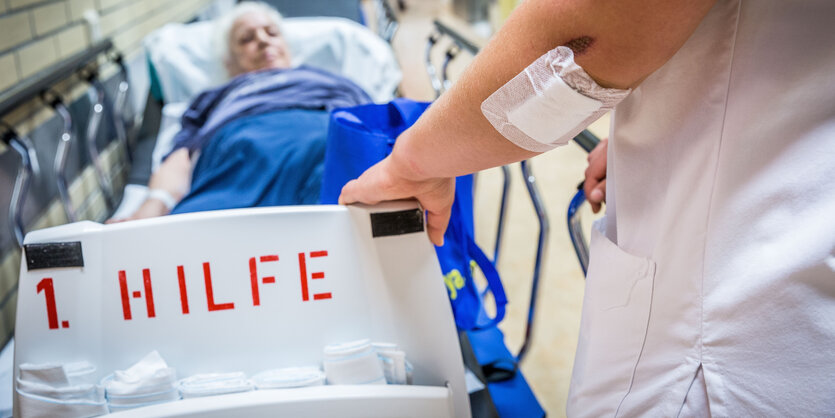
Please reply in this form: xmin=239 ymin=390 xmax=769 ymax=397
xmin=143 ymin=21 xmax=226 ymax=105
xmin=283 ymin=17 xmax=401 ymax=103
xmin=143 ymin=17 xmax=401 ymax=104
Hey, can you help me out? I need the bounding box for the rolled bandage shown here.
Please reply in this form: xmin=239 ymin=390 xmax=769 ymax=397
xmin=177 ymin=372 xmax=254 ymax=398
xmin=323 ymin=339 xmax=387 ymax=385
xmin=481 ymin=46 xmax=630 ymax=152
xmin=372 ymin=342 xmax=408 ymax=385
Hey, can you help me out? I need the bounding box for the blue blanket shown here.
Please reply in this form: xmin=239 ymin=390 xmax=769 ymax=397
xmin=170 ymin=66 xmax=371 ymax=155
xmin=170 ymin=109 xmax=330 ymax=214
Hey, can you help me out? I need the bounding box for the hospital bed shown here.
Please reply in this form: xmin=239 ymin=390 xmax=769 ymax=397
xmin=113 ymin=5 xmax=402 ymax=211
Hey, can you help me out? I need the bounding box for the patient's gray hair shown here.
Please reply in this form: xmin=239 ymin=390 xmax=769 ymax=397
xmin=214 ymin=2 xmax=284 ymax=71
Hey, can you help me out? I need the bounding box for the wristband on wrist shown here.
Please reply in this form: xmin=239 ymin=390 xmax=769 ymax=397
xmin=147 ymin=189 xmax=178 ymax=210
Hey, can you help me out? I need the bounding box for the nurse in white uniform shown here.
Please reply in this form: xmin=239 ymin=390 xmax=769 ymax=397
xmin=340 ymin=0 xmax=835 ymax=415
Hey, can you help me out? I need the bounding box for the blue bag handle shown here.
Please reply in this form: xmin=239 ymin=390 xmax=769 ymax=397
xmin=389 ymin=98 xmax=430 ymax=129
xmin=466 ymin=233 xmax=507 ymax=330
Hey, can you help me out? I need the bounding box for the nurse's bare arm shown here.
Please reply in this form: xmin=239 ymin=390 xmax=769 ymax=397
xmin=107 ymin=148 xmax=193 ymax=222
xmin=341 ymin=0 xmax=717 ymax=245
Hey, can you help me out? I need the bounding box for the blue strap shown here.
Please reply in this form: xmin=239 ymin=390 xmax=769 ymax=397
xmin=466 ymin=237 xmax=507 ymax=330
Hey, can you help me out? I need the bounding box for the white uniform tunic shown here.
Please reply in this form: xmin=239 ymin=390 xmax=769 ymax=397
xmin=567 ymin=0 xmax=835 ymax=416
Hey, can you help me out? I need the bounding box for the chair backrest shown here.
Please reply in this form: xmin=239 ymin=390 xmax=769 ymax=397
xmin=143 ymin=17 xmax=401 ymax=105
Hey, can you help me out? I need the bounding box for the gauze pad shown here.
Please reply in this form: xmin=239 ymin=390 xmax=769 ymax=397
xmin=323 ymin=339 xmax=387 ymax=385
xmin=16 ymin=362 xmax=108 ymax=417
xmin=481 ymin=46 xmax=630 ymax=152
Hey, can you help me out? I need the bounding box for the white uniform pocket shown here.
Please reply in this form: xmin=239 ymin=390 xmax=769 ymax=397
xmin=568 ymin=222 xmax=656 ymax=417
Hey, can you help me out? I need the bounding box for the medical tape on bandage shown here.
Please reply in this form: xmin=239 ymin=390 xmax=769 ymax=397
xmin=481 ymin=46 xmax=630 ymax=152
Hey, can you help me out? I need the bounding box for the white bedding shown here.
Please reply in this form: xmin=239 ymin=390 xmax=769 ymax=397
xmin=143 ymin=17 xmax=401 ymax=105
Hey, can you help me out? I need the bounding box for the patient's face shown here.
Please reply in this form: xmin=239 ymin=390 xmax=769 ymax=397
xmin=227 ymin=12 xmax=291 ymax=76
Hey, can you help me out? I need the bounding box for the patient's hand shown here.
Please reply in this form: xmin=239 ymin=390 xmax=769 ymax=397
xmin=583 ymin=137 xmax=608 ymax=214
xmin=107 ymin=199 xmax=170 ymax=223
xmin=107 ymin=149 xmax=193 ymax=223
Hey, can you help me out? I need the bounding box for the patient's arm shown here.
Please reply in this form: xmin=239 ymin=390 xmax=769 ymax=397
xmin=108 ymin=148 xmax=193 ymax=222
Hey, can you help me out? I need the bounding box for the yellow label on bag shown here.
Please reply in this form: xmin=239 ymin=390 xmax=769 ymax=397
xmin=444 ymin=269 xmax=466 ymax=300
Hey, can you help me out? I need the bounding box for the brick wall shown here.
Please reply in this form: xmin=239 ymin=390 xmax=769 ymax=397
xmin=0 ymin=0 xmax=213 ymax=95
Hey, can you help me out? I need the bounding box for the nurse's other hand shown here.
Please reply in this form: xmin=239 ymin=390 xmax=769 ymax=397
xmin=339 ymin=155 xmax=454 ymax=246
xmin=584 ymin=137 xmax=608 ymax=213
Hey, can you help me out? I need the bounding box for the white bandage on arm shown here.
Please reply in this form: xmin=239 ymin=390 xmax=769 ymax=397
xmin=147 ymin=189 xmax=178 ymax=211
xmin=481 ymin=46 xmax=630 ymax=152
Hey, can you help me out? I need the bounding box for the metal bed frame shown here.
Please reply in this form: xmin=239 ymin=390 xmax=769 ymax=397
xmin=426 ymin=19 xmax=600 ymax=363
xmin=0 ymin=39 xmax=133 ymax=248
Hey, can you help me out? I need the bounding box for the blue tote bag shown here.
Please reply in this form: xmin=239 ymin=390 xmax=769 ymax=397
xmin=320 ymin=98 xmax=507 ymax=330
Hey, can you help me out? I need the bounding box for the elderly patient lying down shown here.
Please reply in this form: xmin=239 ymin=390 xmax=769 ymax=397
xmin=112 ymin=2 xmax=371 ymax=222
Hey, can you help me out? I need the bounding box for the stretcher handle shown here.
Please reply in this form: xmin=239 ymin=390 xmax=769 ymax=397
xmin=573 ymin=129 xmax=600 ymax=153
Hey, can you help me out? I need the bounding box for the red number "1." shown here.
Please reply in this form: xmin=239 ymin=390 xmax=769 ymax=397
xmin=36 ymin=278 xmax=66 ymax=330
